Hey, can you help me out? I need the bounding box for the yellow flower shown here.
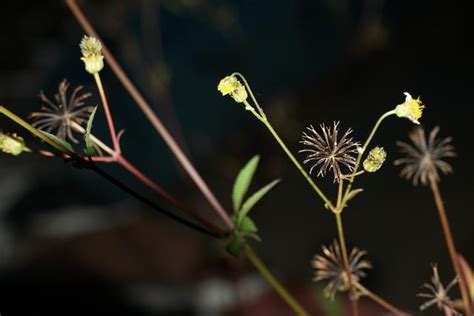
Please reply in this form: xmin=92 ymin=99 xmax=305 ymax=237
xmin=363 ymin=146 xmax=386 ymax=173
xmin=80 ymin=35 xmax=104 ymax=74
xmin=217 ymin=75 xmax=248 ymax=103
xmin=395 ymin=92 xmax=425 ymax=124
xmin=0 ymin=132 xmax=31 ymax=156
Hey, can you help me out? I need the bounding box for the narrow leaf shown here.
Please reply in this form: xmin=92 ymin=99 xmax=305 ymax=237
xmin=39 ymin=131 xmax=75 ymax=154
xmin=84 ymin=106 xmax=98 ymax=156
xmin=240 ymin=216 xmax=258 ymax=234
xmin=239 ymin=179 xmax=280 ymax=222
xmin=232 ymin=155 xmax=260 ymax=211
xmin=241 ymin=231 xmax=262 ymax=242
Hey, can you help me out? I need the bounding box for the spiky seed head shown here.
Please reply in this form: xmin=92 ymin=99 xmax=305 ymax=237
xmin=0 ymin=132 xmax=31 ymax=156
xmin=300 ymin=122 xmax=360 ymax=182
xmin=394 ymin=126 xmax=455 ymax=186
xmin=312 ymin=240 xmax=372 ymax=300
xmin=217 ymin=75 xmax=248 ymax=103
xmin=363 ymin=146 xmax=386 ymax=173
xmin=395 ymin=92 xmax=425 ymax=124
xmin=417 ymin=264 xmax=460 ymax=315
xmin=30 ymin=79 xmax=94 ymax=144
xmin=80 ymin=35 xmax=104 ymax=74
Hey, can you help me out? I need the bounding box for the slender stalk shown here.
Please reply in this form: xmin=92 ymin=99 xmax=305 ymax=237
xmin=70 ymin=122 xmax=224 ymax=236
xmin=343 ymin=110 xmax=396 ymax=204
xmin=0 ymin=106 xmax=218 ymax=238
xmin=0 ymin=106 xmax=72 ymax=153
xmin=66 ymin=0 xmax=234 ymax=231
xmin=243 ymin=244 xmax=309 ymax=316
xmin=335 ymin=211 xmax=358 ymax=316
xmin=430 ymin=176 xmax=472 ymax=316
xmin=354 ymin=281 xmax=411 ymax=316
xmin=93 ymin=73 xmax=121 ymax=154
xmin=246 ymin=103 xmax=334 ymax=210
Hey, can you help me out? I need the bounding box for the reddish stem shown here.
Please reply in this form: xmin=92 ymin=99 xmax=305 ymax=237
xmin=65 ymin=0 xmax=234 ymax=231
xmin=116 ymin=155 xmax=225 ymax=236
xmin=93 ymin=73 xmax=121 ymax=154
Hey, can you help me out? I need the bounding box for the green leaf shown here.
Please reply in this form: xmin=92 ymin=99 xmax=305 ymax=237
xmin=84 ymin=106 xmax=98 ymax=156
xmin=39 ymin=131 xmax=75 ymax=154
xmin=240 ymin=216 xmax=258 ymax=233
xmin=226 ymin=235 xmax=242 ymax=258
xmin=241 ymin=231 xmax=262 ymax=242
xmin=239 ymin=179 xmax=280 ymax=222
xmin=232 ymin=155 xmax=260 ymax=212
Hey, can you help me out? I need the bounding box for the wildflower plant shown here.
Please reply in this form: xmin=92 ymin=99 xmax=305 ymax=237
xmin=0 ymin=1 xmax=472 ymax=315
xmin=218 ymin=72 xmax=424 ymax=316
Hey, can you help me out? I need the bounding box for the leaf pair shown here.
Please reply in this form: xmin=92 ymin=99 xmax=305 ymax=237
xmin=226 ymin=155 xmax=280 ymax=257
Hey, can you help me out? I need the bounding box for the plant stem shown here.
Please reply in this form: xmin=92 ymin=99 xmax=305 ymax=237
xmin=0 ymin=106 xmax=218 ymax=238
xmin=0 ymin=106 xmax=72 ymax=153
xmin=93 ymin=73 xmax=121 ymax=154
xmin=430 ymin=176 xmax=472 ymax=316
xmin=246 ymin=104 xmax=334 ymax=210
xmin=354 ymin=281 xmax=411 ymax=316
xmin=335 ymin=211 xmax=359 ymax=316
xmin=69 ymin=122 xmax=224 ymax=236
xmin=343 ymin=110 xmax=396 ymax=204
xmin=243 ymin=244 xmax=309 ymax=316
xmin=66 ymin=0 xmax=234 ymax=231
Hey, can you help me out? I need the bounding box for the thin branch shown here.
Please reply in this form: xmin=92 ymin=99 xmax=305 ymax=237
xmin=65 ymin=0 xmax=234 ymax=231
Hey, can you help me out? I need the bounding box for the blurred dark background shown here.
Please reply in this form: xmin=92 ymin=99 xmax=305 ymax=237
xmin=1 ymin=0 xmax=473 ymax=315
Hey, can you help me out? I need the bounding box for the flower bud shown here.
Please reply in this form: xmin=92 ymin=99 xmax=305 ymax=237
xmin=363 ymin=146 xmax=386 ymax=172
xmin=80 ymin=36 xmax=104 ymax=74
xmin=0 ymin=132 xmax=31 ymax=156
xmin=217 ymin=75 xmax=248 ymax=103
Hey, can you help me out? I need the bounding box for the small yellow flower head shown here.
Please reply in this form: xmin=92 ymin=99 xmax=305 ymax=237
xmin=363 ymin=146 xmax=386 ymax=173
xmin=395 ymin=92 xmax=425 ymax=124
xmin=80 ymin=35 xmax=104 ymax=74
xmin=217 ymin=75 xmax=248 ymax=103
xmin=0 ymin=132 xmax=31 ymax=156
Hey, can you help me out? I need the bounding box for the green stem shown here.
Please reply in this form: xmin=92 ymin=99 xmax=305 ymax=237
xmin=335 ymin=210 xmax=359 ymax=316
xmin=342 ymin=110 xmax=396 ymax=204
xmin=245 ymin=102 xmax=334 ymax=210
xmin=243 ymin=244 xmax=309 ymax=316
xmin=0 ymin=106 xmax=71 ymax=153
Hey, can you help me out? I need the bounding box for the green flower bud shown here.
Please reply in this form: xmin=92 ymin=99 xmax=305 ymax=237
xmin=217 ymin=75 xmax=248 ymax=103
xmin=363 ymin=146 xmax=386 ymax=173
xmin=0 ymin=132 xmax=31 ymax=156
xmin=80 ymin=36 xmax=104 ymax=74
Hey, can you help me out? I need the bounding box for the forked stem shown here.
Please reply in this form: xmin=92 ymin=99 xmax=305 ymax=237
xmin=429 ymin=176 xmax=472 ymax=316
xmin=66 ymin=0 xmax=234 ymax=231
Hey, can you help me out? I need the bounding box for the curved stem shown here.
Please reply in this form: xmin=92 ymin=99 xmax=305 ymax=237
xmin=342 ymin=110 xmax=396 ymax=204
xmin=243 ymin=244 xmax=309 ymax=316
xmin=0 ymin=106 xmax=218 ymax=238
xmin=354 ymin=282 xmax=411 ymax=316
xmin=430 ymin=176 xmax=472 ymax=316
xmin=70 ymin=122 xmax=224 ymax=236
xmin=246 ymin=103 xmax=334 ymax=210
